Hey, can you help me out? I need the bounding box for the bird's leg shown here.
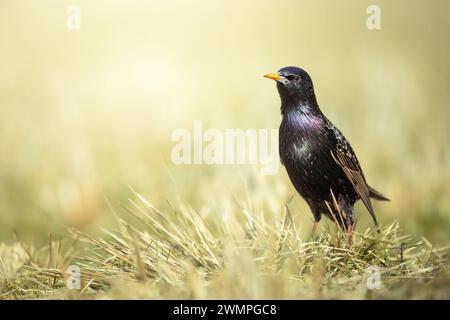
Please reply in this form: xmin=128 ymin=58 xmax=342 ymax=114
xmin=338 ymin=195 xmax=355 ymax=245
xmin=307 ymin=200 xmax=321 ymax=241
xmin=347 ymin=223 xmax=353 ymax=245
xmin=311 ymin=221 xmax=319 ymax=239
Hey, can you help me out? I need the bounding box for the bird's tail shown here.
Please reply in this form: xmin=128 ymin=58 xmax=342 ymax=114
xmin=368 ymin=186 xmax=390 ymax=201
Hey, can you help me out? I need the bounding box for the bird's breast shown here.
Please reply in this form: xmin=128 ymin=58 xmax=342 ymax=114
xmin=279 ymin=113 xmax=326 ymax=163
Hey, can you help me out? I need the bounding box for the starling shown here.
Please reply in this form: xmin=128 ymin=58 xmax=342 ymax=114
xmin=264 ymin=66 xmax=389 ymax=240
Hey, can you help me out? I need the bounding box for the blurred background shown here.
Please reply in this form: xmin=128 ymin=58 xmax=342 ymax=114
xmin=0 ymin=0 xmax=449 ymax=246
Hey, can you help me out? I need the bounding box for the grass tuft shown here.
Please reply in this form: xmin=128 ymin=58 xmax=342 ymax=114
xmin=1 ymin=191 xmax=448 ymax=299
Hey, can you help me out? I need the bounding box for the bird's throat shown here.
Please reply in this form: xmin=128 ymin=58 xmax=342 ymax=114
xmin=283 ymin=109 xmax=324 ymax=134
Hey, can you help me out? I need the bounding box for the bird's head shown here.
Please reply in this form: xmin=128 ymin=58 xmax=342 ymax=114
xmin=264 ymin=66 xmax=318 ymax=113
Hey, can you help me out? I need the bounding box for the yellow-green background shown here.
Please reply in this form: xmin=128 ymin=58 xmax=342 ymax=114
xmin=1 ymin=0 xmax=449 ymax=245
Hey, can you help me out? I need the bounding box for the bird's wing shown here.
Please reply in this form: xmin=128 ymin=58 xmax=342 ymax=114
xmin=330 ymin=148 xmax=378 ymax=226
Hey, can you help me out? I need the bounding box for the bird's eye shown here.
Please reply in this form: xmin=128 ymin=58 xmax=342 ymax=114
xmin=286 ymin=75 xmax=300 ymax=81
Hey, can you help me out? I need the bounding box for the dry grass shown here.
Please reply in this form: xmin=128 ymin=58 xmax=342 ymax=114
xmin=1 ymin=191 xmax=448 ymax=300
xmin=1 ymin=1 xmax=449 ymax=299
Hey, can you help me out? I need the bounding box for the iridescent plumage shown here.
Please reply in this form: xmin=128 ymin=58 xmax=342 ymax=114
xmin=266 ymin=66 xmax=389 ymax=236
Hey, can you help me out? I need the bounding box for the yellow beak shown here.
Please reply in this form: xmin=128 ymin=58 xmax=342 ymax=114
xmin=264 ymin=73 xmax=282 ymax=81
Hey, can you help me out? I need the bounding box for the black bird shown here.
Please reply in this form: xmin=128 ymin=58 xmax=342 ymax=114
xmin=264 ymin=66 xmax=389 ymax=241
